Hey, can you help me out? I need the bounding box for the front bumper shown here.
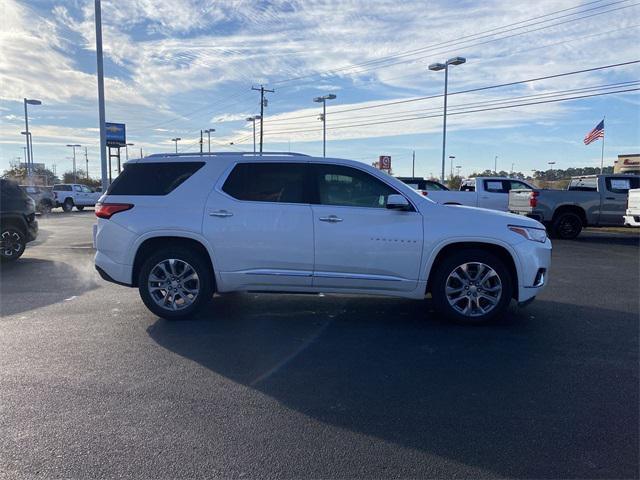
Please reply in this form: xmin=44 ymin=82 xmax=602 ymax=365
xmin=513 ymin=237 xmax=552 ymax=304
xmin=623 ymin=214 xmax=640 ymax=227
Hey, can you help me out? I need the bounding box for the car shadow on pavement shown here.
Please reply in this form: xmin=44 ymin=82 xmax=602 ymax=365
xmin=147 ymin=295 xmax=639 ymax=478
xmin=0 ymin=256 xmax=99 ymax=317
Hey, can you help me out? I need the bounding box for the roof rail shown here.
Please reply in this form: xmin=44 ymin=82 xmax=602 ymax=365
xmin=146 ymin=151 xmax=310 ymax=158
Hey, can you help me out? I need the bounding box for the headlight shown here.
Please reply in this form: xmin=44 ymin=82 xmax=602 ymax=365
xmin=508 ymin=225 xmax=547 ymax=243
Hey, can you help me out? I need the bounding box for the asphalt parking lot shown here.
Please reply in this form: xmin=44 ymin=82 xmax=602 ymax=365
xmin=1 ymin=211 xmax=638 ymax=479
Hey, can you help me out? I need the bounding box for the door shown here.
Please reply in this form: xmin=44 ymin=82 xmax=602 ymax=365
xmin=310 ymin=163 xmax=423 ymax=292
xmin=478 ymin=179 xmax=509 ymax=210
xmin=599 ymin=176 xmax=640 ymax=225
xmin=81 ymin=185 xmax=94 ymax=205
xmin=203 ymin=162 xmax=314 ymax=290
xmin=72 ymin=185 xmax=85 ymax=205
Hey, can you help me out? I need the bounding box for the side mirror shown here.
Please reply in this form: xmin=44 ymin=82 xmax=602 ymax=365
xmin=386 ymin=194 xmax=411 ymax=211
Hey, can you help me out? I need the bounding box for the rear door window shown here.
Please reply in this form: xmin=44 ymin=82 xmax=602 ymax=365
xmin=508 ymin=180 xmax=531 ymax=191
xmin=107 ymin=162 xmax=204 ymax=196
xmin=606 ymin=177 xmax=639 ymax=194
xmin=222 ymin=163 xmax=309 ymax=204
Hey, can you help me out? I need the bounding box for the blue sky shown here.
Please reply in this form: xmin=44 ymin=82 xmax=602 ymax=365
xmin=0 ymin=0 xmax=638 ymax=179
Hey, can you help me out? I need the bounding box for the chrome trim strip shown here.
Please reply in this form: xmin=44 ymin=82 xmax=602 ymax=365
xmin=242 ymin=269 xmax=313 ymax=277
xmin=313 ymin=271 xmax=408 ymax=282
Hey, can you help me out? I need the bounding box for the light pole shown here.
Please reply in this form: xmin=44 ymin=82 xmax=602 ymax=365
xmin=246 ymin=116 xmax=261 ymax=153
xmin=23 ymin=98 xmax=42 ymax=176
xmin=204 ymin=128 xmax=215 ymax=153
xmin=429 ymin=57 xmax=465 ymax=183
xmin=313 ymin=94 xmax=337 ymax=157
xmin=66 ymin=144 xmax=81 ymax=182
xmin=125 ymin=143 xmax=134 ymax=162
xmin=20 ymin=131 xmax=32 ymax=173
xmin=171 ymin=137 xmax=181 ymax=153
xmin=548 ymin=161 xmax=556 ymax=177
xmin=511 ymin=162 xmax=515 ymax=176
xmin=448 ymin=155 xmax=455 ymax=178
xmin=456 ymin=165 xmax=462 ymax=177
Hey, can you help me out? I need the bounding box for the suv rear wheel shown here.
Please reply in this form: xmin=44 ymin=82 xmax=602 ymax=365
xmin=0 ymin=226 xmax=26 ymax=262
xmin=138 ymin=247 xmax=213 ymax=319
xmin=431 ymin=249 xmax=513 ymax=324
xmin=62 ymin=198 xmax=74 ymax=212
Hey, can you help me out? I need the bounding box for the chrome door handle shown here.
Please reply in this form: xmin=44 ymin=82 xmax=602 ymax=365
xmin=209 ymin=210 xmax=233 ymax=217
xmin=319 ymin=215 xmax=343 ymax=223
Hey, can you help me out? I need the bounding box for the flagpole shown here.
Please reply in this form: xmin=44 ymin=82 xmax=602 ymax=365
xmin=600 ymin=116 xmax=605 ymax=174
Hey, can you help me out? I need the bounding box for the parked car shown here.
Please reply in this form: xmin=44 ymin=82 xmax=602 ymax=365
xmin=20 ymin=185 xmax=55 ymax=214
xmin=1 ymin=179 xmax=38 ymax=261
xmin=396 ymin=177 xmax=449 ymax=196
xmin=509 ymin=174 xmax=640 ymax=239
xmin=623 ymin=188 xmax=640 ymax=227
xmin=94 ymin=152 xmax=551 ymax=323
xmin=426 ymin=177 xmax=535 ymax=211
xmin=53 ymin=184 xmax=102 ymax=212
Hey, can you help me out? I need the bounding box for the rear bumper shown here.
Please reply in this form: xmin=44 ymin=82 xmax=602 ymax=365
xmin=95 ymin=250 xmax=133 ymax=286
xmin=623 ymin=214 xmax=640 ymax=227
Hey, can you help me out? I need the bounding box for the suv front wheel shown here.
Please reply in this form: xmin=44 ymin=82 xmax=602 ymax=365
xmin=430 ymin=249 xmax=513 ymax=324
xmin=138 ymin=247 xmax=214 ymax=319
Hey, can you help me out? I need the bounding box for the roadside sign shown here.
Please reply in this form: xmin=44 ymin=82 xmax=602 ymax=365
xmin=379 ymin=155 xmax=391 ymax=170
xmin=106 ymin=122 xmax=126 ymax=147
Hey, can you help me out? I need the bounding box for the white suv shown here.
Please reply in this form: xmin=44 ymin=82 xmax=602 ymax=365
xmin=94 ymin=152 xmax=551 ymax=323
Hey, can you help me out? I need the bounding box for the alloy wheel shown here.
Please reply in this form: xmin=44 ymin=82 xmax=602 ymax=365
xmin=1 ymin=230 xmax=23 ymax=258
xmin=147 ymin=258 xmax=200 ymax=311
xmin=445 ymin=262 xmax=502 ymax=317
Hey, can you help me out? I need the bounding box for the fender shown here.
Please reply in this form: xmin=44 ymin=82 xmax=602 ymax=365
xmin=129 ymin=229 xmax=222 ymax=289
xmin=420 ymin=235 xmax=524 ymax=289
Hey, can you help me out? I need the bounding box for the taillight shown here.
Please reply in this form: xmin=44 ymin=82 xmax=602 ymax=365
xmin=529 ymin=191 xmax=539 ymax=208
xmin=95 ymin=203 xmax=133 ymax=219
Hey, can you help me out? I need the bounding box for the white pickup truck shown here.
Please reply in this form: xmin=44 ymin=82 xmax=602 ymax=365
xmin=52 ymin=184 xmax=102 ymax=212
xmin=623 ymin=188 xmax=640 ymax=227
xmin=426 ymin=177 xmax=534 ymax=211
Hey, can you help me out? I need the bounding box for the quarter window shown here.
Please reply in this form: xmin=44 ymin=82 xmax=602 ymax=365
xmin=222 ymin=163 xmax=309 ymax=204
xmin=606 ymin=176 xmax=639 ymax=194
xmin=312 ymin=164 xmax=398 ymax=208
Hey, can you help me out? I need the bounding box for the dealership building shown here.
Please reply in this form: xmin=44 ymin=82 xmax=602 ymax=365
xmin=614 ymin=154 xmax=640 ymax=174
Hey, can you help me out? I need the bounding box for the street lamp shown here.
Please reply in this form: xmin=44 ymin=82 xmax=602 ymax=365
xmin=429 ymin=57 xmax=465 ymax=183
xmin=125 ymin=142 xmax=134 ymax=167
xmin=204 ymin=128 xmax=215 ymax=153
xmin=456 ymin=165 xmax=462 ymax=177
xmin=494 ymin=155 xmax=498 ymax=174
xmin=66 ymin=144 xmax=81 ymax=182
xmin=23 ymin=98 xmax=42 ymax=176
xmin=548 ymin=161 xmax=556 ymax=175
xmin=20 ymin=131 xmax=32 ymax=172
xmin=313 ymin=94 xmax=337 ymax=157
xmin=448 ymin=155 xmax=455 ymax=178
xmin=246 ymin=116 xmax=261 ymax=153
xmin=171 ymin=137 xmax=181 ymax=153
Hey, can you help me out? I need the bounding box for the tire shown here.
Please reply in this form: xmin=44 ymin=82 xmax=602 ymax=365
xmin=62 ymin=198 xmax=74 ymax=212
xmin=551 ymin=212 xmax=583 ymax=239
xmin=138 ymin=247 xmax=214 ymax=319
xmin=0 ymin=226 xmax=26 ymax=262
xmin=431 ymin=249 xmax=513 ymax=324
xmin=75 ymin=205 xmax=85 ymax=211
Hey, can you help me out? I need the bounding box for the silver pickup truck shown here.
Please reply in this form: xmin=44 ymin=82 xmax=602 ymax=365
xmin=509 ymin=174 xmax=640 ymax=239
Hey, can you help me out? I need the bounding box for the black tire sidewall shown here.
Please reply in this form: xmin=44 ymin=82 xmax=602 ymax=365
xmin=0 ymin=227 xmax=26 ymax=262
xmin=138 ymin=247 xmax=213 ymax=319
xmin=62 ymin=199 xmax=73 ymax=212
xmin=431 ymin=249 xmax=513 ymax=324
xmin=553 ymin=212 xmax=582 ymax=239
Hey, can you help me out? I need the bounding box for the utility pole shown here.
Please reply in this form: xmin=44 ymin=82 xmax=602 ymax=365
xmin=94 ymin=0 xmax=108 ymax=191
xmin=494 ymin=155 xmax=498 ymax=174
xmin=252 ymin=85 xmax=274 ymax=153
xmin=313 ymin=94 xmax=337 ymax=157
xmin=199 ymin=130 xmax=203 ymax=154
xmin=412 ymin=151 xmax=416 ymax=177
xmin=85 ymin=147 xmax=89 ymax=179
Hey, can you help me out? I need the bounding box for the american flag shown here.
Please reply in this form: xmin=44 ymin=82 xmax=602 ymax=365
xmin=584 ymin=119 xmax=605 ymax=145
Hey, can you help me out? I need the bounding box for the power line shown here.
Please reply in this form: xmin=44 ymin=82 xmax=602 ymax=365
xmin=259 ymin=60 xmax=640 ymax=126
xmin=270 ymin=0 xmax=637 ymax=86
xmin=238 ymin=87 xmax=638 ymax=137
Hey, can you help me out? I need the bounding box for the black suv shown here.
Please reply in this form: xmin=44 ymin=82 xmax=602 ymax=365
xmin=1 ymin=179 xmax=38 ymax=261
